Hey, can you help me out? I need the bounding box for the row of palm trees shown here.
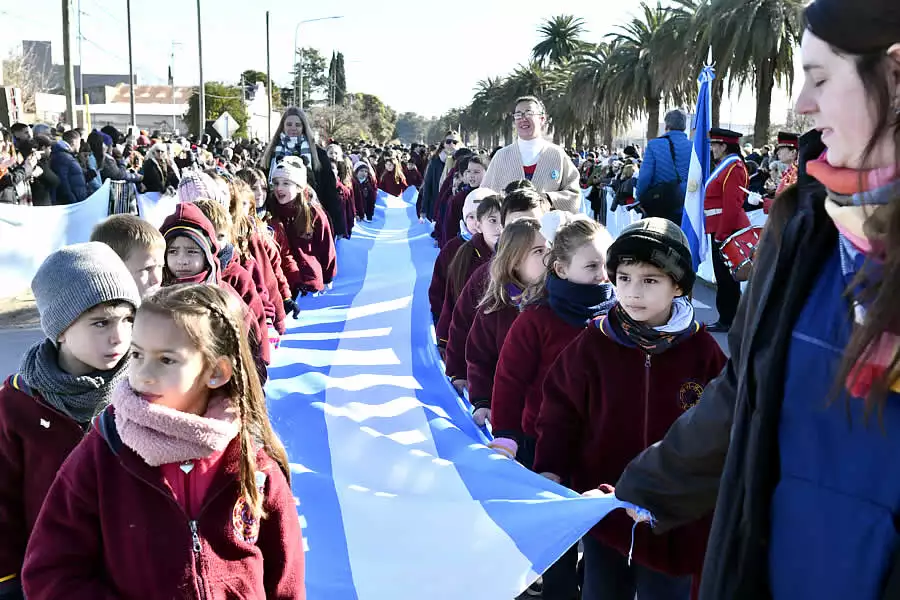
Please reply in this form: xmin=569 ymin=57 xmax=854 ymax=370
xmin=452 ymin=0 xmax=803 ymax=149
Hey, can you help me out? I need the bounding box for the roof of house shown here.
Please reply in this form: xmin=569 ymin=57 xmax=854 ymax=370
xmin=107 ymin=84 xmax=195 ymax=104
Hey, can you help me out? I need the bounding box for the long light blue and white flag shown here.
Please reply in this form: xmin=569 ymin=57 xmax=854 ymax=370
xmin=682 ymin=65 xmax=716 ymax=271
xmin=266 ymin=188 xmax=637 ymax=599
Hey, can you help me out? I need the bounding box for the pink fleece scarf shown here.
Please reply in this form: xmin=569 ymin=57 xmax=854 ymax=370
xmin=112 ymin=380 xmax=240 ymax=467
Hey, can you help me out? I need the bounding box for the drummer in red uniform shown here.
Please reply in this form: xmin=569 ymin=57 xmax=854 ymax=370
xmin=775 ymin=131 xmax=800 ymax=193
xmin=704 ymin=127 xmax=750 ymax=333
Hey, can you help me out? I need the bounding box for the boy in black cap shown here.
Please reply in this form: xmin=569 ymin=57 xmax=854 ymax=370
xmin=533 ymin=218 xmax=725 ymax=600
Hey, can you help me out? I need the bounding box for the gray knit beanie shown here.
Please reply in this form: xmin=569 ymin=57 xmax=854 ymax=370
xmin=32 ymin=242 xmax=141 ymax=342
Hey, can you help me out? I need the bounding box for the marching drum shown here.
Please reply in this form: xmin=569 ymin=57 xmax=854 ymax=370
xmin=720 ymin=225 xmax=763 ymax=282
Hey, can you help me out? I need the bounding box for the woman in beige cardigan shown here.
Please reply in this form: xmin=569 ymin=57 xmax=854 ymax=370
xmin=481 ymin=96 xmax=581 ymax=213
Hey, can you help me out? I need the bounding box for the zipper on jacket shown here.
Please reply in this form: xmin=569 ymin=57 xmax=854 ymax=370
xmin=189 ymin=520 xmax=208 ymax=600
xmin=118 ymin=460 xmax=234 ymax=600
xmin=643 ymin=353 xmax=651 ymax=448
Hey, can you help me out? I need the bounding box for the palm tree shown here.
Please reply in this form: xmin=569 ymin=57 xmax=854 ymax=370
xmin=699 ymin=0 xmax=804 ymax=144
xmin=569 ymin=42 xmax=622 ymax=149
xmin=532 ymin=15 xmax=588 ymax=66
xmin=470 ymin=77 xmax=508 ymax=147
xmin=604 ymin=2 xmax=690 ymax=142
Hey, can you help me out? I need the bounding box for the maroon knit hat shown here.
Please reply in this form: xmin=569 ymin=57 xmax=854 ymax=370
xmin=159 ymin=202 xmax=221 ymax=285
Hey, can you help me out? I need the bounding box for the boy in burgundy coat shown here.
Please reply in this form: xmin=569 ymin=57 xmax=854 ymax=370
xmin=428 ymin=188 xmax=494 ymax=323
xmin=435 ymin=197 xmax=502 ymax=354
xmin=352 ymin=162 xmax=378 ymax=222
xmin=404 ymin=160 xmax=423 ymax=189
xmin=534 ymin=219 xmax=726 ymax=600
xmin=0 ymin=243 xmax=141 ymax=598
xmin=441 ymin=155 xmax=488 ymax=248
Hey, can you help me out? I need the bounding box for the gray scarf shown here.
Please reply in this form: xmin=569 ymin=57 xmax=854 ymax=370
xmin=19 ymin=339 xmax=129 ymax=425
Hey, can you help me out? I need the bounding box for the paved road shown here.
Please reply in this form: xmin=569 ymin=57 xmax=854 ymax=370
xmin=691 ymin=281 xmax=729 ymax=356
xmin=0 ymin=327 xmax=43 ymax=376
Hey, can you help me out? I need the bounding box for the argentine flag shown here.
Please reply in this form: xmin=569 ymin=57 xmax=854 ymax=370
xmin=681 ymin=65 xmax=715 ymax=271
xmin=266 ymin=188 xmax=637 ymax=599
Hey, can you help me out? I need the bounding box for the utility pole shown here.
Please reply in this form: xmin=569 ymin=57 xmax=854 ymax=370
xmin=196 ymin=0 xmax=205 ymax=138
xmin=170 ymin=42 xmax=178 ymax=133
xmin=297 ymin=48 xmax=303 ymax=109
xmin=77 ymin=0 xmax=83 ymax=104
xmin=266 ymin=11 xmax=272 ymax=140
xmin=61 ymin=0 xmax=76 ymax=126
xmin=292 ymin=17 xmax=343 ymax=110
xmin=126 ymin=0 xmax=136 ymax=132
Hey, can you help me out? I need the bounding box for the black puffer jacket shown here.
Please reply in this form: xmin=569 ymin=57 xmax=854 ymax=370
xmin=613 ymin=130 xmax=899 ymax=599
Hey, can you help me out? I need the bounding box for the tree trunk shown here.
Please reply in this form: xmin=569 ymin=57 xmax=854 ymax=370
xmin=753 ymin=54 xmax=777 ymax=147
xmin=711 ymin=76 xmax=724 ymax=128
xmin=602 ymin=124 xmax=613 ymax=151
xmin=645 ymin=96 xmax=661 ymax=143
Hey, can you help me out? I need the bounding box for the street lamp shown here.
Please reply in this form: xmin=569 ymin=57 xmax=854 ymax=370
xmin=293 ymin=15 xmax=343 ymax=109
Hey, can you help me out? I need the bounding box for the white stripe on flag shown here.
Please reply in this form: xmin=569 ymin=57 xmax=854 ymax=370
xmin=326 ymin=197 xmax=539 ymax=600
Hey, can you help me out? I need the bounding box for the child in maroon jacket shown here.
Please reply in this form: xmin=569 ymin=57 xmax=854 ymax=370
xmin=404 ymin=159 xmax=423 ymax=189
xmin=435 ymin=196 xmax=503 ymax=355
xmin=192 ymin=199 xmax=271 ymax=364
xmin=0 ymin=243 xmax=141 ymax=599
xmin=159 ymin=202 xmax=268 ymax=375
xmin=231 ymin=175 xmax=295 ymax=332
xmin=432 ymin=148 xmax=474 ymax=246
xmin=490 ymin=217 xmax=617 ymax=600
xmin=534 ymin=219 xmax=726 ymax=600
xmin=428 ymin=188 xmax=494 ymax=324
xmin=442 ymin=188 xmax=549 ymax=386
xmin=377 ymin=153 xmax=409 ymax=198
xmin=22 ymin=284 xmax=305 ymax=600
xmin=352 ymin=161 xmax=378 ymax=222
xmin=269 ymin=157 xmax=337 ymax=296
xmin=90 ymin=214 xmax=165 ymax=299
xmin=331 ymin=161 xmax=355 ymax=239
xmin=441 ymin=154 xmax=489 ymax=247
xmin=465 ymin=218 xmax=548 ymax=425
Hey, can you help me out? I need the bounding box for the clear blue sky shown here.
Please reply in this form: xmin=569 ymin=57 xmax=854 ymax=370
xmin=0 ymin=0 xmax=797 ymax=123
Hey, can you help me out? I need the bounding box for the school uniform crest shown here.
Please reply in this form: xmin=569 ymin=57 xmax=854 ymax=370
xmin=232 ymin=497 xmax=260 ymax=544
xmin=679 ymin=380 xmax=704 ymax=410
xmin=231 ymin=471 xmax=268 ymax=544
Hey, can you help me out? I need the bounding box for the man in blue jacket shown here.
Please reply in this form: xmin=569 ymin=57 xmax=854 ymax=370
xmin=49 ymin=129 xmax=88 ymax=205
xmin=635 ymin=109 xmax=692 ymax=225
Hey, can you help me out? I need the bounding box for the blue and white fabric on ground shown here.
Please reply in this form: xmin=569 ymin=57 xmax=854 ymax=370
xmin=267 ymin=189 xmax=635 ymax=600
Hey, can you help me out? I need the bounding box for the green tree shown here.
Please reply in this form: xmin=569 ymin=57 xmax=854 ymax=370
xmin=307 ymin=103 xmax=371 ymax=141
xmin=292 ymin=47 xmax=329 ymax=109
xmin=334 ymin=52 xmax=347 ymax=105
xmin=393 ymin=112 xmax=430 ymax=144
xmin=532 ymin=15 xmax=588 ymax=66
xmin=604 ymin=2 xmax=689 ymax=142
xmin=347 ymin=93 xmax=398 ymax=143
xmin=327 ymin=52 xmax=348 ymax=107
xmin=185 ymin=82 xmax=248 ymax=138
xmin=467 ymin=76 xmax=508 ymax=148
xmin=699 ymin=0 xmax=803 ymax=145
xmin=238 ymin=69 xmax=282 ymax=108
xmin=569 ymin=42 xmax=623 ymax=149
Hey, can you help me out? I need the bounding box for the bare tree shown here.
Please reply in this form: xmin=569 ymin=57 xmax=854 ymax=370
xmin=2 ymin=47 xmax=56 ymax=113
